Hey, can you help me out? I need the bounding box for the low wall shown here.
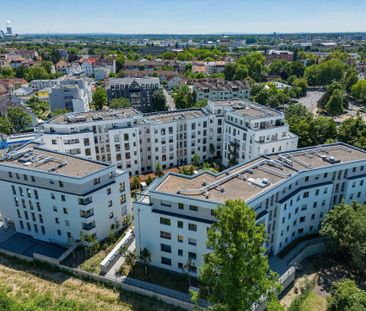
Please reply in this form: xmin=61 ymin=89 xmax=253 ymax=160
xmin=288 ymin=243 xmax=326 ymax=267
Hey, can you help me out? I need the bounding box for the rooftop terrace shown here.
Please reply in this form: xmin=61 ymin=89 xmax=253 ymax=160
xmin=210 ymin=99 xmax=282 ymax=119
xmin=49 ymin=108 xmax=141 ymax=125
xmin=0 ymin=143 xmax=108 ymax=178
xmin=154 ymin=143 xmax=366 ymax=204
xmin=144 ymin=109 xmax=207 ymax=124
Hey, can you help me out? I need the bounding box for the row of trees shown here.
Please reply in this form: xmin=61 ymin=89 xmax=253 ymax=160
xmin=0 ymin=61 xmax=61 ymax=82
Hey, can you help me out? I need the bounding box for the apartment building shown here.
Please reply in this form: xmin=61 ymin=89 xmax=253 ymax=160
xmin=218 ymin=99 xmax=298 ymax=166
xmin=39 ymin=99 xmax=296 ymax=176
xmin=30 ymin=77 xmax=64 ymax=91
xmin=49 ymin=78 xmax=92 ymax=113
xmin=193 ymin=79 xmax=250 ymax=101
xmin=134 ymin=143 xmax=366 ymax=275
xmin=106 ymin=77 xmax=161 ymax=113
xmin=0 ymin=143 xmax=131 ymax=246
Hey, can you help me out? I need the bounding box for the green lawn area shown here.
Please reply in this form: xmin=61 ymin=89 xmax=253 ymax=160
xmin=300 ymin=291 xmax=327 ymax=311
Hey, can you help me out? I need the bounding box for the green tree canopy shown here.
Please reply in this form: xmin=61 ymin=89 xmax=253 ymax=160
xmin=304 ymin=59 xmax=346 ymax=86
xmin=151 ymin=89 xmax=167 ymax=112
xmin=328 ymin=279 xmax=366 ymax=311
xmin=320 ymin=201 xmax=366 ymax=270
xmin=351 ymin=80 xmax=366 ymax=101
xmin=337 ymin=114 xmax=366 ymax=149
xmin=7 ymin=107 xmax=32 ymax=132
xmin=92 ymin=87 xmax=107 ymax=110
xmin=198 ymin=200 xmax=281 ymax=311
xmin=325 ymin=89 xmax=345 ymax=116
xmin=172 ymin=85 xmax=195 ymax=109
xmin=0 ymin=116 xmax=12 ymax=135
xmin=109 ymin=97 xmax=130 ymax=109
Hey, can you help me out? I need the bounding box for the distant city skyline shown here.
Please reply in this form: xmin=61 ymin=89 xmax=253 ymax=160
xmin=1 ymin=0 xmax=366 ymax=35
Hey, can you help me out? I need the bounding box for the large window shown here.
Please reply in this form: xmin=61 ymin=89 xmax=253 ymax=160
xmin=160 ymin=231 xmax=171 ymax=240
xmin=160 ymin=243 xmax=171 ymax=253
xmin=160 ymin=217 xmax=171 ymax=226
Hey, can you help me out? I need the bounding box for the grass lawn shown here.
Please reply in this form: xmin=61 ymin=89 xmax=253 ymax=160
xmin=0 ymin=255 xmax=183 ymax=311
xmin=62 ymin=227 xmax=130 ymax=274
xmin=300 ymin=291 xmax=327 ymax=311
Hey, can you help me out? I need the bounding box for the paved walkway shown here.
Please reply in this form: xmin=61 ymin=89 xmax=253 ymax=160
xmin=105 ymin=240 xmax=135 ymax=278
xmin=269 ymin=237 xmax=324 ymax=275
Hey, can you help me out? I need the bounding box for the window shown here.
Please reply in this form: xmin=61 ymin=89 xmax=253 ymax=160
xmin=189 ymin=205 xmax=198 ymax=212
xmin=51 ymin=193 xmax=55 ymax=200
xmin=160 ymin=231 xmax=171 ymax=240
xmin=160 ymin=217 xmax=171 ymax=226
xmin=57 ymin=229 xmax=62 ymax=236
xmin=161 ymin=257 xmax=171 ymax=266
xmin=188 ymin=223 xmax=197 ymax=232
xmin=177 ymin=235 xmax=183 ymax=243
xmin=188 ymin=252 xmax=197 ymax=260
xmin=107 ymin=188 xmax=111 ymax=195
xmin=177 ymin=221 xmax=183 ymax=228
xmin=61 ymin=194 xmax=66 ymax=202
xmin=59 ymin=181 xmax=64 ymax=188
xmin=160 ymin=244 xmax=171 ymax=253
xmin=108 ymin=200 xmax=113 ymax=207
xmin=178 ymin=262 xmax=183 ymax=269
xmin=178 ymin=203 xmax=184 ymax=210
xmin=300 ymin=216 xmax=305 ymax=223
xmin=188 ymin=238 xmax=197 ymax=246
xmin=55 ymin=217 xmax=59 ymax=224
xmin=63 ymin=208 xmax=68 ymax=214
xmin=178 ymin=249 xmax=183 ymax=256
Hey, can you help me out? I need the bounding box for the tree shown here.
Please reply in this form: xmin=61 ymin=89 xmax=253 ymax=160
xmin=0 ymin=117 xmax=12 ymax=135
xmin=172 ymin=85 xmax=195 ymax=109
xmin=109 ymin=97 xmax=130 ymax=109
xmin=139 ymin=247 xmax=151 ymax=276
xmin=115 ymin=54 xmax=126 ymax=72
xmin=224 ymin=63 xmax=236 ymax=81
xmin=343 ymin=68 xmax=358 ymax=92
xmin=292 ymin=78 xmax=308 ymax=97
xmin=337 ymin=114 xmax=366 ymax=149
xmin=328 ymin=279 xmax=366 ymax=311
xmin=93 ymin=87 xmax=107 ymax=110
xmin=304 ymin=59 xmax=346 ymax=86
xmin=27 ymin=96 xmax=49 ymax=119
xmin=351 ymin=80 xmax=366 ymax=101
xmin=325 ymin=89 xmax=345 ymax=116
xmin=124 ymin=251 xmax=137 ymax=272
xmin=155 ymin=161 xmax=162 ymax=176
xmin=192 ymin=153 xmax=200 ymax=167
xmin=198 ymin=200 xmax=281 ymax=311
xmin=7 ymin=107 xmax=32 ymax=132
xmin=146 ymin=175 xmax=154 ymax=185
xmin=151 ymin=89 xmax=167 ymax=111
xmin=131 ymin=176 xmax=141 ymax=191
xmin=320 ymin=201 xmax=366 ymax=271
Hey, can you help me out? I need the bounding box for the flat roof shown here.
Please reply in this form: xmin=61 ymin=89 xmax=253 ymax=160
xmin=154 ymin=144 xmax=366 ymax=204
xmin=210 ymin=99 xmax=282 ymax=119
xmin=0 ymin=143 xmax=109 ymax=178
xmin=144 ymin=109 xmax=207 ymax=124
xmin=49 ymin=108 xmax=141 ymax=125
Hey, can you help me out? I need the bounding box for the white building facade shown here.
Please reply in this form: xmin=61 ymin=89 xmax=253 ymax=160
xmin=0 ymin=143 xmax=131 ymax=246
xmin=39 ymin=100 xmax=297 ymax=176
xmin=133 ymin=143 xmax=366 ymax=275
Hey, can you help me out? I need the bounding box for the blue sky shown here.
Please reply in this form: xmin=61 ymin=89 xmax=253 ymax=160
xmin=1 ymin=0 xmax=365 ymax=34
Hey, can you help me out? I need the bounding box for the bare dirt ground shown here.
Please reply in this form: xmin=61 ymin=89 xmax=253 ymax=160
xmin=281 ymin=255 xmax=366 ymax=310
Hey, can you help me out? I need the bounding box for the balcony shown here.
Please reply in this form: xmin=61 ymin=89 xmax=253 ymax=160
xmin=82 ymin=221 xmax=96 ymax=231
xmin=80 ymin=209 xmax=95 ymax=218
xmin=78 ymin=197 xmax=93 ymax=206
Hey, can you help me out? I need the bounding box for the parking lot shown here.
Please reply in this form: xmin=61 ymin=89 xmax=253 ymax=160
xmin=0 ymin=223 xmax=66 ymax=259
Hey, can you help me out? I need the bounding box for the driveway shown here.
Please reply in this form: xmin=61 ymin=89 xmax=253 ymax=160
xmin=163 ymin=88 xmax=176 ymax=111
